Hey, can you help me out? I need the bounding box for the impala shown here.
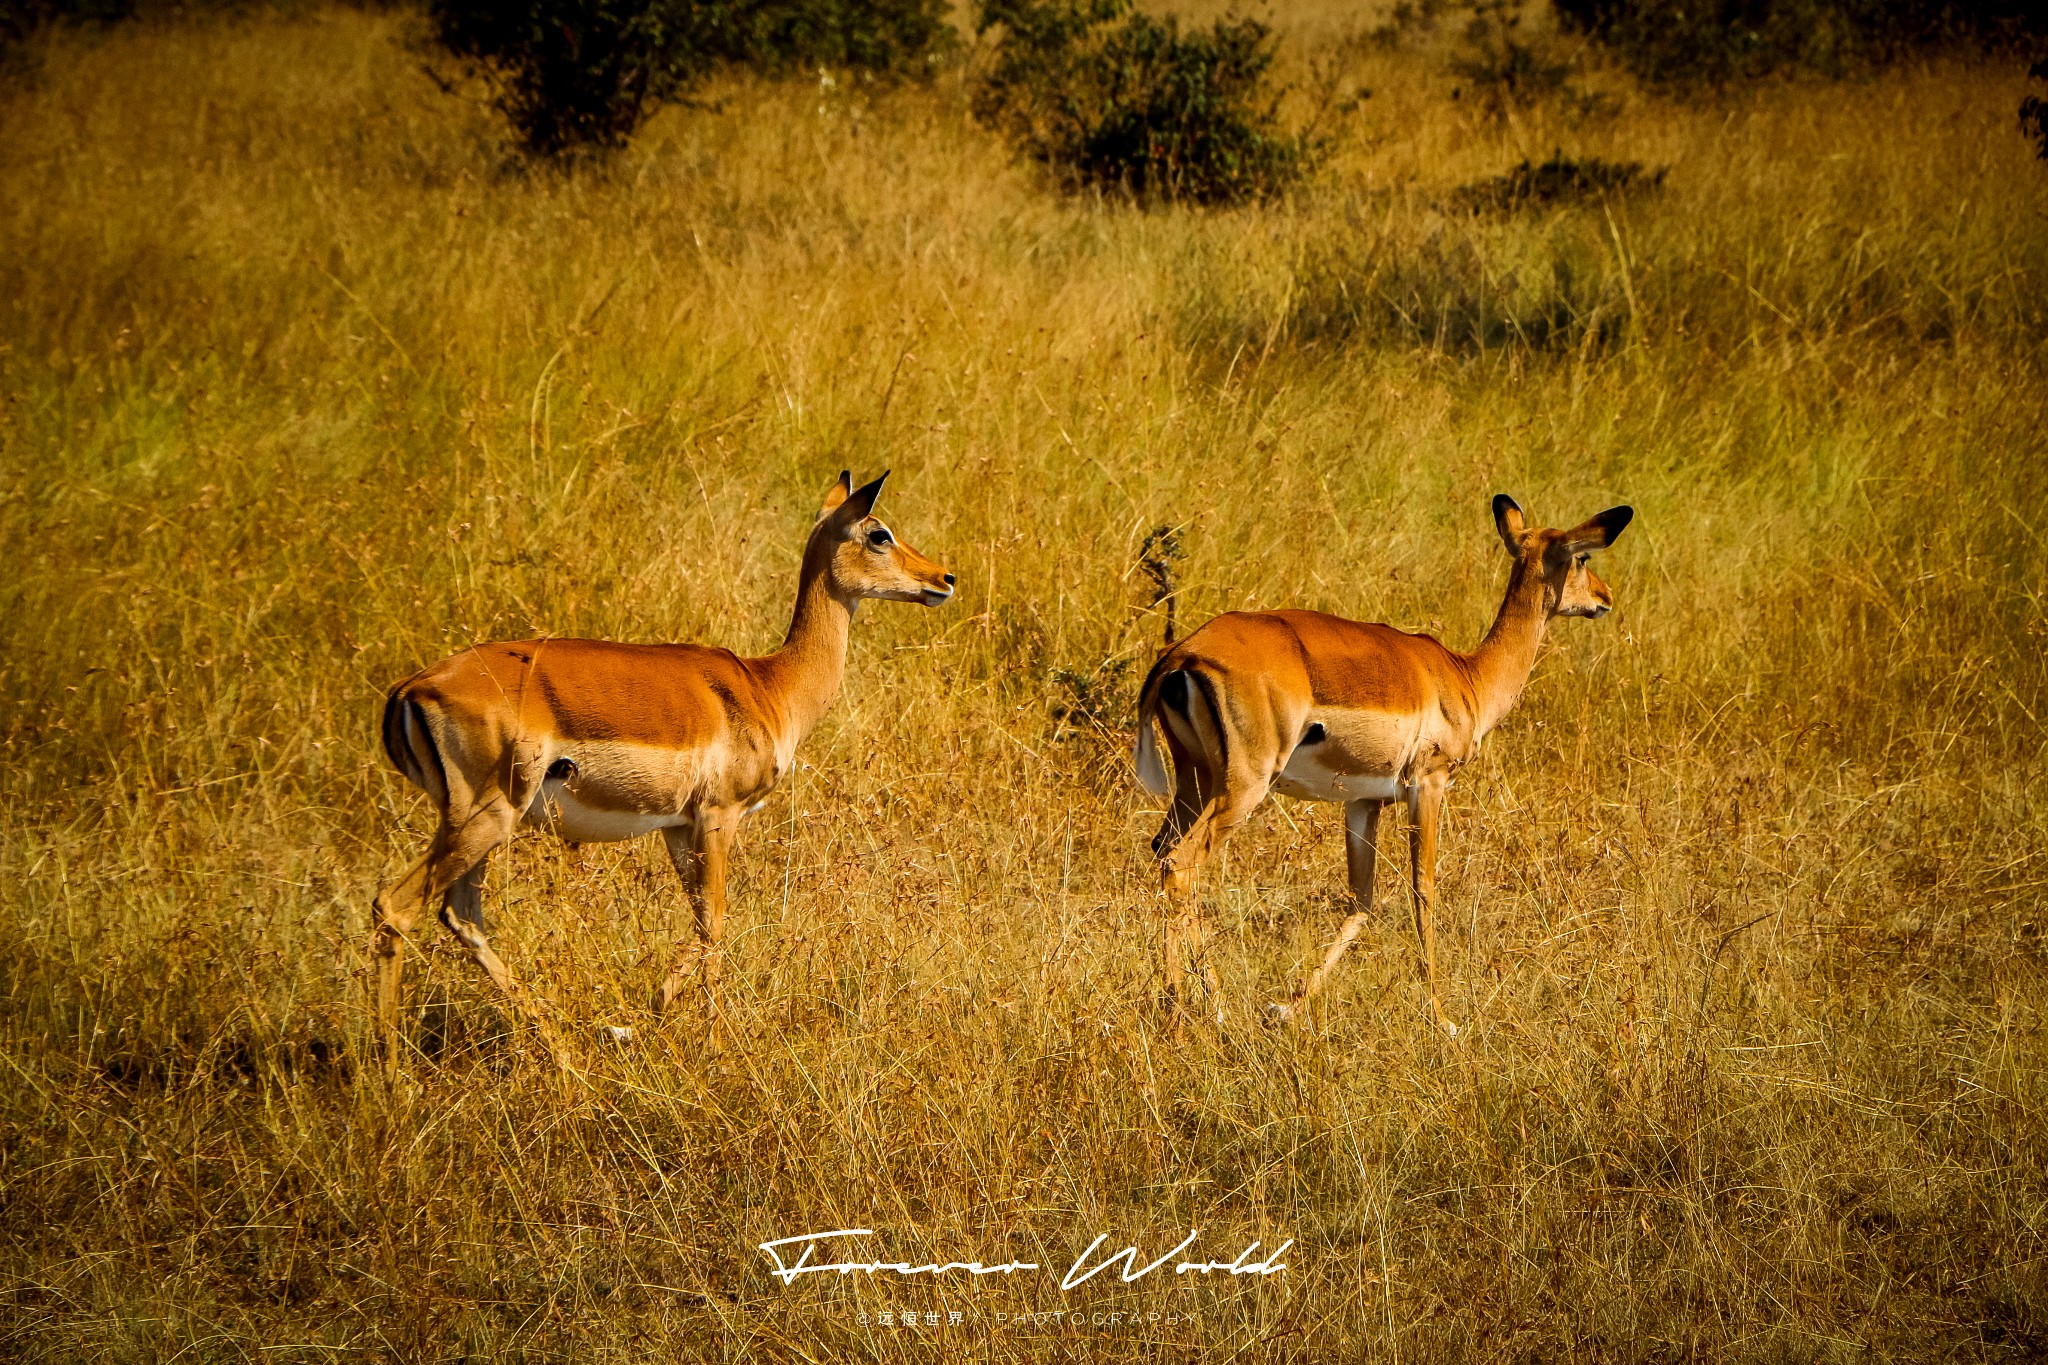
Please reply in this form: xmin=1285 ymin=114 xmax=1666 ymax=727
xmin=1133 ymin=495 xmax=1633 ymax=1032
xmin=372 ymin=471 xmax=954 ymax=1051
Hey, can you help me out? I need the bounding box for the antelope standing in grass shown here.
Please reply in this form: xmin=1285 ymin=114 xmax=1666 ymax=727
xmin=1133 ymin=495 xmax=1633 ymax=1032
xmin=373 ymin=472 xmax=953 ymax=1053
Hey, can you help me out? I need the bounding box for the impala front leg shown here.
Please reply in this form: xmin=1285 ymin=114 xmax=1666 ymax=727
xmin=655 ymin=815 xmax=735 ymax=1024
xmin=1282 ymin=797 xmax=1383 ymax=1020
xmin=695 ymin=816 xmax=733 ymax=1009
xmin=438 ymin=859 xmax=513 ymax=995
xmin=1409 ymin=774 xmax=1454 ymax=1035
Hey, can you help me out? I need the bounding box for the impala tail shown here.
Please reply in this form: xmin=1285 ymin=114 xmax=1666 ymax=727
xmin=380 ymin=685 xmax=449 ymax=809
xmin=1133 ymin=654 xmax=1174 ymax=796
xmin=1134 ymin=654 xmax=1229 ymax=799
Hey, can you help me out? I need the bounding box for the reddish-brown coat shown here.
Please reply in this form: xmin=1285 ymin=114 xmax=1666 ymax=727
xmin=368 ymin=472 xmax=955 ymax=1056
xmin=1134 ymin=497 xmax=1634 ymax=1031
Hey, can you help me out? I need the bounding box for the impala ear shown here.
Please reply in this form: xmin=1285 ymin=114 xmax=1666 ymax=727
xmin=834 ymin=469 xmax=888 ymax=524
xmin=1492 ymin=494 xmax=1526 ymax=554
xmin=1562 ymin=505 xmax=1634 ymax=554
xmin=817 ymin=470 xmax=854 ymax=522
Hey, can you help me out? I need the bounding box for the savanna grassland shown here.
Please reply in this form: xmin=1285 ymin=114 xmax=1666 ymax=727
xmin=3 ymin=4 xmax=2047 ymax=1359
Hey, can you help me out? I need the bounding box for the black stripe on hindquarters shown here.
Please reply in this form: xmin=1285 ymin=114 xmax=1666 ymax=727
xmin=1137 ymin=647 xmax=1179 ymax=713
xmin=1186 ymin=669 xmax=1230 ymax=775
xmin=379 ymin=687 xmax=411 ymax=779
xmin=385 ymin=693 xmax=450 ymax=803
xmin=1158 ymin=668 xmax=1192 ymax=716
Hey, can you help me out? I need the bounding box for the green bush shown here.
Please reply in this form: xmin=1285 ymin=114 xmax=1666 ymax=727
xmin=1552 ymin=0 xmax=2045 ymax=86
xmin=2025 ymin=58 xmax=2048 ymax=160
xmin=426 ymin=0 xmax=704 ymax=156
xmin=1 ymin=0 xmax=187 ymax=73
xmin=696 ymin=0 xmax=953 ymax=75
xmin=971 ymin=0 xmax=1314 ymax=205
xmin=1449 ymin=152 xmax=1665 ymax=214
xmin=425 ymin=0 xmax=952 ymax=158
xmin=1450 ymin=0 xmax=1572 ymax=114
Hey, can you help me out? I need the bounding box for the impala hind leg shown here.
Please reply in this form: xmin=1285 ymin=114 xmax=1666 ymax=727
xmin=1150 ymin=747 xmax=1204 ymax=860
xmin=1160 ymin=788 xmax=1261 ymax=1033
xmin=1159 ymin=856 xmax=1206 ymax=1034
xmin=371 ymin=851 xmax=436 ymax=1051
xmin=1280 ymin=798 xmax=1384 ymax=1020
xmin=370 ymin=800 xmax=518 ymax=1059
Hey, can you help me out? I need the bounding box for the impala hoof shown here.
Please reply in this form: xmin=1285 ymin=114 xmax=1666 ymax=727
xmin=600 ymin=1024 xmax=635 ymax=1045
xmin=1265 ymin=1002 xmax=1293 ymax=1027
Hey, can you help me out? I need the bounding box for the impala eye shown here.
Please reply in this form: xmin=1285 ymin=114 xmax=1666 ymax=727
xmin=1575 ymin=553 xmax=1590 ymax=567
xmin=867 ymin=527 xmax=892 ymax=548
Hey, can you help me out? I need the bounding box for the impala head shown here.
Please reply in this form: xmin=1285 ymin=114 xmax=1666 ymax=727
xmin=1493 ymin=494 xmax=1634 ymax=619
xmin=811 ymin=470 xmax=956 ymax=607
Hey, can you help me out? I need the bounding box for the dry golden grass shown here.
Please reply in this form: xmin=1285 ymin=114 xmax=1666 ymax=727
xmin=2 ymin=5 xmax=2046 ymax=1359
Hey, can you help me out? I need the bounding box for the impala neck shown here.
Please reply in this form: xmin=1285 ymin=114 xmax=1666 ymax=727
xmin=757 ymin=544 xmax=855 ymax=742
xmin=1464 ymin=553 xmax=1550 ymax=739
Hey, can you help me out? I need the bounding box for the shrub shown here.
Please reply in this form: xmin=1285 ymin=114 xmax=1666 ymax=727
xmin=1370 ymin=0 xmax=1453 ymax=48
xmin=1172 ymin=214 xmax=1632 ymax=364
xmin=1450 ymin=152 xmax=1665 ymax=213
xmin=1552 ymin=0 xmax=2046 ymax=86
xmin=2025 ymin=58 xmax=2048 ymax=161
xmin=426 ymin=0 xmax=707 ymax=156
xmin=1288 ymin=227 xmax=1629 ymax=355
xmin=1450 ymin=0 xmax=1573 ymax=115
xmin=971 ymin=0 xmax=1314 ymax=205
xmin=1 ymin=0 xmax=184 ymax=75
xmin=692 ymin=0 xmax=953 ymax=77
xmin=425 ymin=0 xmax=952 ymax=158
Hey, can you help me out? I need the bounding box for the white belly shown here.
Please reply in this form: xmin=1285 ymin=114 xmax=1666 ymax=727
xmin=1272 ymin=746 xmax=1406 ymax=804
xmin=522 ymin=786 xmax=679 ymax=842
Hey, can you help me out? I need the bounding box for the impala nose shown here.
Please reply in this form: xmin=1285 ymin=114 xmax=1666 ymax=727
xmin=943 ymin=573 xmax=956 ymax=588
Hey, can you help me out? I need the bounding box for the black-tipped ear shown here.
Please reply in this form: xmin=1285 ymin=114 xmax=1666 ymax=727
xmin=818 ymin=470 xmax=853 ymax=521
xmin=1564 ymin=505 xmax=1634 ymax=553
xmin=1492 ymin=494 xmax=1526 ymax=554
xmin=839 ymin=469 xmax=888 ymax=522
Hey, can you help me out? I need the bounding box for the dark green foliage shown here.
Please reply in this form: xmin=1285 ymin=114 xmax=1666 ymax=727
xmin=696 ymin=0 xmax=952 ymax=75
xmin=426 ymin=0 xmax=707 ymax=156
xmin=1451 ymin=0 xmax=1571 ymax=112
xmin=1370 ymin=0 xmax=1453 ymax=48
xmin=0 ymin=0 xmax=149 ymax=35
xmin=1451 ymin=153 xmax=1666 ymax=213
xmin=2024 ymin=58 xmax=2048 ymax=161
xmin=1 ymin=0 xmax=182 ymax=71
xmin=1 ymin=0 xmax=137 ymax=30
xmin=1139 ymin=523 xmax=1182 ymax=644
xmin=972 ymin=0 xmax=1314 ymax=205
xmin=1553 ymin=0 xmax=2047 ymax=86
xmin=1284 ymin=229 xmax=1629 ymax=355
xmin=425 ymin=0 xmax=952 ymax=157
